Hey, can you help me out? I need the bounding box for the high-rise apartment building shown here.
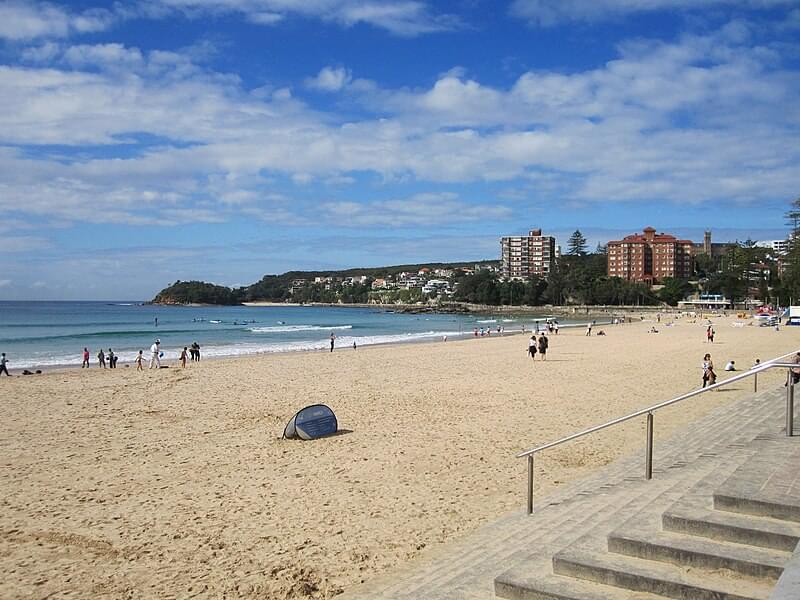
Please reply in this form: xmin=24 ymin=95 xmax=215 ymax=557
xmin=607 ymin=227 xmax=693 ymax=283
xmin=501 ymin=229 xmax=556 ymax=280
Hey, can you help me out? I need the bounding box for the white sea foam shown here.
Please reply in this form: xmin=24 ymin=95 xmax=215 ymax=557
xmin=12 ymin=330 xmax=466 ymax=369
xmin=248 ymin=324 xmax=353 ymax=333
xmin=476 ymin=319 xmax=497 ymax=323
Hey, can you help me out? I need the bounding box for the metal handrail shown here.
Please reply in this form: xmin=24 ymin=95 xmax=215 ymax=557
xmin=518 ymin=348 xmax=800 ymax=514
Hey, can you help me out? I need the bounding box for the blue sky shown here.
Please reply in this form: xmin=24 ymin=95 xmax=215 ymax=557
xmin=0 ymin=0 xmax=798 ymax=300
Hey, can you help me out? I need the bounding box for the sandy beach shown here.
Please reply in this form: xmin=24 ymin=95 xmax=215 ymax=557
xmin=2 ymin=315 xmax=798 ymax=599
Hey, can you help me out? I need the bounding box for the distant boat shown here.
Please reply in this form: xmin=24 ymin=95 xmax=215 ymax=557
xmin=209 ymin=320 xmax=222 ymax=324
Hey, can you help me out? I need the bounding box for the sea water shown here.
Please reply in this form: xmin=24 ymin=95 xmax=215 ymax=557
xmin=0 ymin=301 xmax=586 ymax=369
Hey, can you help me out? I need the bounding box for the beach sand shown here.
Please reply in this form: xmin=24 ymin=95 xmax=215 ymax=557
xmin=1 ymin=315 xmax=797 ymax=599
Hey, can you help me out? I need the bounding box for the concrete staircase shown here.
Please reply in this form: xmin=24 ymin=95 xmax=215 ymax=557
xmin=495 ymin=431 xmax=800 ymax=600
xmin=338 ymin=387 xmax=799 ymax=600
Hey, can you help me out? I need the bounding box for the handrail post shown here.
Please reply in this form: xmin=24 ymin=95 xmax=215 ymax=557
xmin=788 ymin=374 xmax=795 ymax=437
xmin=645 ymin=412 xmax=654 ymax=480
xmin=527 ymin=455 xmax=535 ymax=514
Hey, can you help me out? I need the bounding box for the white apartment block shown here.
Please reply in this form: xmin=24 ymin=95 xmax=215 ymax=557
xmin=500 ymin=228 xmax=556 ymax=280
xmin=755 ymin=239 xmax=791 ymax=256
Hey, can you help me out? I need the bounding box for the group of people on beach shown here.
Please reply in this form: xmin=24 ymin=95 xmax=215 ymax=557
xmin=88 ymin=348 xmax=120 ymax=369
xmin=78 ymin=340 xmax=202 ymax=370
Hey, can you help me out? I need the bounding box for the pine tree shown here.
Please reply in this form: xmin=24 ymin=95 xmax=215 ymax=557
xmin=567 ymin=230 xmax=588 ymax=256
xmin=785 ymin=197 xmax=800 ymax=238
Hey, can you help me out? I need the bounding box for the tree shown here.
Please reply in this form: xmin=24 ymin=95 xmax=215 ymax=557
xmin=567 ymin=230 xmax=588 ymax=256
xmin=658 ymin=278 xmax=694 ymax=306
xmin=786 ymin=197 xmax=800 ymax=239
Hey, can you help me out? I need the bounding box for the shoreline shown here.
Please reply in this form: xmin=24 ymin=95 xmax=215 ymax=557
xmin=2 ymin=317 xmax=625 ymax=375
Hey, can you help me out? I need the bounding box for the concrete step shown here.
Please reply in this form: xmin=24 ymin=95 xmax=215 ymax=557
xmin=494 ymin=454 xmax=736 ymax=599
xmin=553 ymin=546 xmax=774 ymax=600
xmin=715 ymin=493 xmax=800 ymax=524
xmin=712 ymin=437 xmax=800 ymax=523
xmin=663 ymin=494 xmax=800 ymax=552
xmin=608 ymin=528 xmax=790 ymax=580
xmin=495 ymin=551 xmax=663 ymax=600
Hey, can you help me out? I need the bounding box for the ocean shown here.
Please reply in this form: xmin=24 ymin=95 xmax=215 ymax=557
xmin=0 ymin=301 xmax=585 ymax=370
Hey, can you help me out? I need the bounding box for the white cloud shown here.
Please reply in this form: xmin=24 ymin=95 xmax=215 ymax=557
xmin=0 ymin=25 xmax=797 ymax=230
xmin=321 ymin=192 xmax=513 ymax=226
xmin=510 ymin=0 xmax=796 ymax=26
xmin=148 ymin=0 xmax=457 ymax=36
xmin=0 ymin=1 xmax=116 ymax=41
xmin=0 ymin=236 xmax=51 ymax=252
xmin=62 ymin=43 xmax=145 ymax=69
xmin=305 ymin=66 xmax=352 ymax=91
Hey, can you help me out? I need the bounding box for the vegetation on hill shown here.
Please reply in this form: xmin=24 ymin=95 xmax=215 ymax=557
xmin=152 ymin=281 xmax=242 ymax=305
xmin=152 ymin=261 xmax=498 ymax=305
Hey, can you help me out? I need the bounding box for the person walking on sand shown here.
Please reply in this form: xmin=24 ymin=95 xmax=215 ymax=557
xmin=97 ymin=348 xmax=106 ymax=369
xmin=180 ymin=346 xmax=188 ymax=368
xmin=702 ymin=353 xmax=716 ymax=388
xmin=585 ymin=322 xmax=592 ymax=336
xmin=330 ymin=332 xmax=336 ymax=352
xmin=528 ymin=335 xmax=537 ymax=361
xmin=135 ymin=350 xmax=144 ymax=371
xmin=706 ymin=325 xmax=713 ymax=343
xmin=0 ymin=353 xmax=9 ymax=376
xmin=538 ymin=333 xmax=549 ymax=361
xmin=192 ymin=341 xmax=201 ymax=361
xmin=149 ymin=339 xmax=161 ymax=369
xmin=82 ymin=347 xmax=90 ymax=368
xmin=554 ymin=321 xmax=559 ymax=335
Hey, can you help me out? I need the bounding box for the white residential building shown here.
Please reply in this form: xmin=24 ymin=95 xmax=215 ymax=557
xmin=500 ymin=228 xmax=556 ymax=280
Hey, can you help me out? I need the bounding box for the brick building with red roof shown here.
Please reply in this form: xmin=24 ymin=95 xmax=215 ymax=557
xmin=607 ymin=227 xmax=693 ymax=283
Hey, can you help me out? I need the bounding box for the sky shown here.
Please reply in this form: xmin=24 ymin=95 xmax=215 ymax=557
xmin=0 ymin=0 xmax=799 ymax=300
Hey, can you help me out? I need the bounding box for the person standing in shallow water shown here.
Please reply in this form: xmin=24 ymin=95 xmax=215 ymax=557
xmin=0 ymin=353 xmax=9 ymax=376
xmin=330 ymin=332 xmax=336 ymax=352
xmin=82 ymin=347 xmax=90 ymax=368
xmin=97 ymin=349 xmax=106 ymax=368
